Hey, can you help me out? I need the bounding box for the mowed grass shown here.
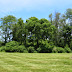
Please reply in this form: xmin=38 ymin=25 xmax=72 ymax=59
xmin=0 ymin=53 xmax=72 ymax=72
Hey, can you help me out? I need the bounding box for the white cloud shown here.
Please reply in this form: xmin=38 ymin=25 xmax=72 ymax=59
xmin=0 ymin=0 xmax=72 ymax=13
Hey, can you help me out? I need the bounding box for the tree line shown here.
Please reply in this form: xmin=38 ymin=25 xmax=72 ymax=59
xmin=0 ymin=8 xmax=72 ymax=53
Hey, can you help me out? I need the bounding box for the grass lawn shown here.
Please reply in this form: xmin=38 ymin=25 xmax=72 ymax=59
xmin=0 ymin=53 xmax=72 ymax=72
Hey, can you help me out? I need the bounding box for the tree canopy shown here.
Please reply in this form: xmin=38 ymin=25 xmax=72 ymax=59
xmin=0 ymin=8 xmax=72 ymax=53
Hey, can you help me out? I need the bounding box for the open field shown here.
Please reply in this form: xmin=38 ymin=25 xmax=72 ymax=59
xmin=0 ymin=53 xmax=72 ymax=72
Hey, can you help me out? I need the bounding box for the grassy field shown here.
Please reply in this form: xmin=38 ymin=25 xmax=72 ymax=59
xmin=0 ymin=53 xmax=72 ymax=72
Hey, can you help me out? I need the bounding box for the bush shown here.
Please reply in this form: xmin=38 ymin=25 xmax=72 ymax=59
xmin=5 ymin=41 xmax=28 ymax=53
xmin=65 ymin=48 xmax=71 ymax=53
xmin=33 ymin=51 xmax=37 ymax=53
xmin=52 ymin=47 xmax=66 ymax=53
xmin=37 ymin=47 xmax=41 ymax=53
xmin=0 ymin=46 xmax=6 ymax=52
xmin=37 ymin=40 xmax=54 ymax=53
xmin=5 ymin=41 xmax=19 ymax=52
xmin=28 ymin=46 xmax=36 ymax=53
xmin=17 ymin=45 xmax=28 ymax=53
xmin=52 ymin=47 xmax=58 ymax=53
xmin=57 ymin=47 xmax=66 ymax=53
xmin=64 ymin=44 xmax=71 ymax=53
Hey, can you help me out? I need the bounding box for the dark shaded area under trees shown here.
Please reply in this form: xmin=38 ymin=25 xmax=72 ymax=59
xmin=0 ymin=8 xmax=72 ymax=53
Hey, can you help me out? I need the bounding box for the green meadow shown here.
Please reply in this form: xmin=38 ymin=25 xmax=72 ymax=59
xmin=0 ymin=53 xmax=72 ymax=72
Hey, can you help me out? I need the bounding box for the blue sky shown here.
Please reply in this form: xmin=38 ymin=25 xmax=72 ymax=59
xmin=0 ymin=0 xmax=72 ymax=22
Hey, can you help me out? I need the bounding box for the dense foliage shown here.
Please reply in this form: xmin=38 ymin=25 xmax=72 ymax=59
xmin=0 ymin=8 xmax=72 ymax=53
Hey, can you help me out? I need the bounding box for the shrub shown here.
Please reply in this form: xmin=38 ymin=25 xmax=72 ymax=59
xmin=52 ymin=47 xmax=66 ymax=53
xmin=37 ymin=40 xmax=54 ymax=53
xmin=5 ymin=41 xmax=19 ymax=52
xmin=37 ymin=47 xmax=41 ymax=53
xmin=65 ymin=48 xmax=71 ymax=53
xmin=52 ymin=47 xmax=58 ymax=53
xmin=0 ymin=46 xmax=6 ymax=52
xmin=64 ymin=44 xmax=71 ymax=53
xmin=33 ymin=51 xmax=37 ymax=53
xmin=17 ymin=45 xmax=28 ymax=53
xmin=57 ymin=47 xmax=66 ymax=53
xmin=28 ymin=46 xmax=36 ymax=53
xmin=5 ymin=41 xmax=28 ymax=53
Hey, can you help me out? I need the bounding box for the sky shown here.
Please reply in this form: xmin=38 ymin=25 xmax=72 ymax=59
xmin=0 ymin=0 xmax=72 ymax=22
